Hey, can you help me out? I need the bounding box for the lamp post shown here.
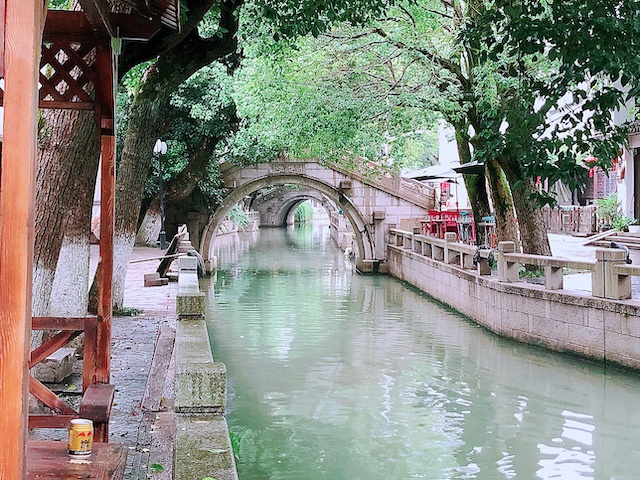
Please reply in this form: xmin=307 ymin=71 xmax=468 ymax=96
xmin=154 ymin=139 xmax=168 ymax=249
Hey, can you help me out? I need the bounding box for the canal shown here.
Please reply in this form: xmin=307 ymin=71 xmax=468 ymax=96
xmin=204 ymin=226 xmax=640 ymax=480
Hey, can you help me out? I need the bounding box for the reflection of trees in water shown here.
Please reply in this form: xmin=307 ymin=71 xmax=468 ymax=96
xmin=209 ymin=227 xmax=640 ymax=480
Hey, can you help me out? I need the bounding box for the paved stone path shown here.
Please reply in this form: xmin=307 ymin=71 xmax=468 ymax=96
xmin=109 ymin=246 xmax=178 ymax=480
xmin=548 ymin=233 xmax=640 ymax=296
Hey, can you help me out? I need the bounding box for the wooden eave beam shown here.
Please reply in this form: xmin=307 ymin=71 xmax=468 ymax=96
xmin=43 ymin=10 xmax=96 ymax=42
xmin=77 ymin=0 xmax=115 ymax=37
xmin=134 ymin=0 xmax=153 ymax=18
xmin=112 ymin=13 xmax=161 ymax=41
xmin=45 ymin=9 xmax=161 ymax=42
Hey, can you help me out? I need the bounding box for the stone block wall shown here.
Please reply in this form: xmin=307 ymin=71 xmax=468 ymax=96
xmin=174 ymin=245 xmax=238 ymax=480
xmin=387 ymin=245 xmax=640 ymax=370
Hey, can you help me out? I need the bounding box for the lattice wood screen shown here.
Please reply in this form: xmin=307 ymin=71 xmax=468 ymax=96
xmin=0 ymin=40 xmax=97 ymax=110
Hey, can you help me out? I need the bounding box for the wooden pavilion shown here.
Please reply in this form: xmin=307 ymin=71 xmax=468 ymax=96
xmin=0 ymin=1 xmax=178 ymax=478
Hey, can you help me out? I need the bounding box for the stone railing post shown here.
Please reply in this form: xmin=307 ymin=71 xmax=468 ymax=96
xmin=412 ymin=227 xmax=421 ymax=254
xmin=176 ymin=256 xmax=205 ymax=319
xmin=444 ymin=232 xmax=457 ymax=264
xmin=497 ymin=241 xmax=518 ymax=282
xmin=593 ymin=248 xmax=629 ymax=299
xmin=433 ymin=240 xmax=444 ymax=261
xmin=423 ymin=239 xmax=432 ymax=258
xmin=477 ymin=256 xmax=491 ymax=275
xmin=461 ymin=250 xmax=474 ymax=270
xmin=544 ymin=264 xmax=564 ymax=290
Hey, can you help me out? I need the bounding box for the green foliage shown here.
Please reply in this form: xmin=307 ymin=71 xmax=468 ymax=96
xmin=615 ymin=216 xmax=638 ymax=231
xmin=48 ymin=0 xmax=72 ymax=9
xmin=149 ymin=464 xmax=164 ymax=473
xmin=135 ymin=63 xmax=236 ymax=211
xmin=113 ymin=306 xmax=142 ymax=317
xmin=467 ymin=0 xmax=639 ymax=202
xmin=519 ymin=266 xmax=544 ymax=279
xmin=229 ymin=28 xmax=438 ymax=170
xmin=244 ymin=0 xmax=395 ymax=40
xmin=596 ymin=194 xmax=621 ymax=227
xmin=294 ymin=202 xmax=313 ymax=223
xmin=228 ymin=205 xmax=251 ymax=229
xmin=194 ymin=162 xmax=228 ymax=213
xmin=122 ymin=61 xmax=152 ymax=97
xmin=229 ymin=430 xmax=241 ymax=463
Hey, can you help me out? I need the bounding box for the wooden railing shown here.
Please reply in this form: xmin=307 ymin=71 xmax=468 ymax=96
xmin=389 ymin=229 xmax=640 ymax=301
xmin=29 ymin=316 xmax=114 ymax=441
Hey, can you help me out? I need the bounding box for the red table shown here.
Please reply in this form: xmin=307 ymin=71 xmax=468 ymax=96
xmin=26 ymin=441 xmax=126 ymax=480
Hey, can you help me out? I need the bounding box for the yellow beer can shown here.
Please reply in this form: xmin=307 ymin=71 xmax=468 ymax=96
xmin=68 ymin=418 xmax=93 ymax=456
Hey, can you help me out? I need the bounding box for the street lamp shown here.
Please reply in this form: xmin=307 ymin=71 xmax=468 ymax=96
xmin=154 ymin=139 xmax=168 ymax=249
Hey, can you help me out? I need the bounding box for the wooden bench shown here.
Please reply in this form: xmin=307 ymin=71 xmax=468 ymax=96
xmin=29 ymin=317 xmax=115 ymax=441
xmin=26 ymin=441 xmax=126 ymax=480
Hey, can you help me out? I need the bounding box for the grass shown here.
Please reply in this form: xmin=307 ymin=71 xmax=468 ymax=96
xmin=113 ymin=306 xmax=142 ymax=317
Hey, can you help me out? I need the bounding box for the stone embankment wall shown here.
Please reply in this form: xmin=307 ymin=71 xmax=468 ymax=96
xmin=174 ymin=248 xmax=238 ymax=480
xmin=387 ymin=243 xmax=640 ymax=371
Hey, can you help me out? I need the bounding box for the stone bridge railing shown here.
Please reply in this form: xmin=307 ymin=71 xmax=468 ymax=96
xmin=326 ymin=161 xmax=435 ymax=209
xmin=388 ymin=228 xmax=640 ymax=370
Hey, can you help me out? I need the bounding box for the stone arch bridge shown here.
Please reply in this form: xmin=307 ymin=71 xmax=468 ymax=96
xmin=194 ymin=158 xmax=435 ymax=273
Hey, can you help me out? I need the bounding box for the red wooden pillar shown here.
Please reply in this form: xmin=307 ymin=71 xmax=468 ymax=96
xmin=0 ymin=1 xmax=44 ymax=478
xmin=95 ymin=38 xmax=116 ymax=442
xmin=97 ymin=135 xmax=115 ymax=381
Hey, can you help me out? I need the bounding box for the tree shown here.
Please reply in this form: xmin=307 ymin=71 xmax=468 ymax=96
xmin=467 ymin=0 xmax=640 ymax=204
xmin=268 ymin=2 xmax=514 ymax=246
xmin=229 ymin=33 xmax=439 ymax=171
xmin=107 ymin=0 xmax=399 ymax=308
xmin=357 ymin=0 xmax=548 ymax=253
xmin=35 ymin=0 xmax=231 ymax=317
xmin=136 ymin=63 xmax=237 ymax=244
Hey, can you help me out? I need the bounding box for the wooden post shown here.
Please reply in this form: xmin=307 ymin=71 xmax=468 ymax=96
xmin=94 ymin=38 xmax=115 ymax=385
xmin=0 ymin=1 xmax=44 ymax=478
xmin=95 ymin=133 xmax=114 ymax=442
xmin=97 ymin=134 xmax=115 ymax=382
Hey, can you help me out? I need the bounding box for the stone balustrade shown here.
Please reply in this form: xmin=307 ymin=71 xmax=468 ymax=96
xmin=390 ymin=229 xmax=640 ymax=300
xmin=387 ymin=228 xmax=640 ymax=370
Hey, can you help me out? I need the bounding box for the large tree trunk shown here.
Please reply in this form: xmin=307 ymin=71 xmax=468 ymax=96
xmin=499 ymin=156 xmax=551 ymax=256
xmin=48 ymin=135 xmax=100 ymax=316
xmin=485 ymin=157 xmax=519 ymax=249
xmin=111 ymin=27 xmax=240 ymax=309
xmin=453 ymin=123 xmax=491 ymax=245
xmin=112 ymin=75 xmax=169 ymax=309
xmin=33 ymin=109 xmax=99 ymax=318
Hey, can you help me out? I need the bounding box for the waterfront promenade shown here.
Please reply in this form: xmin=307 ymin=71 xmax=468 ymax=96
xmin=108 ymin=247 xmax=177 ymax=480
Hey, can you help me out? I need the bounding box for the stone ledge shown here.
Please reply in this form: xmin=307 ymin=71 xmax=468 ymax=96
xmin=31 ymin=347 xmax=75 ymax=383
xmin=175 ymin=362 xmax=226 ymax=413
xmin=175 ymin=415 xmax=238 ymax=480
xmin=388 ymin=245 xmax=640 ymax=371
xmin=176 ymin=292 xmax=206 ymax=318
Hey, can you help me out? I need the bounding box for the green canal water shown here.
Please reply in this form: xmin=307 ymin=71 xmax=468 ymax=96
xmin=204 ymin=226 xmax=640 ymax=480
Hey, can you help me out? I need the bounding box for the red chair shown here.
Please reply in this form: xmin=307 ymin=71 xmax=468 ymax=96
xmin=440 ymin=211 xmax=460 ymax=240
xmin=424 ymin=210 xmax=443 ymax=237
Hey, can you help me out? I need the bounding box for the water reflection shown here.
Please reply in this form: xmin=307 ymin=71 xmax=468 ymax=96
xmin=206 ymin=226 xmax=640 ymax=480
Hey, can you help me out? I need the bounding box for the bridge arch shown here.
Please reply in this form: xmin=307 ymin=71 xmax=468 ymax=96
xmin=199 ymin=174 xmax=374 ymax=270
xmin=251 ymin=187 xmax=337 ymax=227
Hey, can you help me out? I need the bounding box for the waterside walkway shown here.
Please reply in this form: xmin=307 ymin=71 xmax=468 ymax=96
xmin=110 ymin=247 xmax=177 ymax=480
